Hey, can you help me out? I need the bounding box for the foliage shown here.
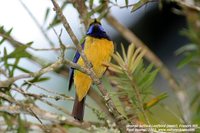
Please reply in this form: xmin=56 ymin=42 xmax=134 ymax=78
xmin=108 ymin=43 xmax=164 ymax=122
xmin=176 ymin=7 xmax=200 ymax=125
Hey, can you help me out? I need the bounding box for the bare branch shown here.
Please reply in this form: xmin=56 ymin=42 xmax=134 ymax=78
xmin=0 ymin=104 xmax=93 ymax=130
xmin=24 ymin=81 xmax=74 ymax=100
xmin=0 ymin=58 xmax=62 ymax=87
xmin=28 ymin=45 xmax=76 ymax=51
xmin=19 ymin=0 xmax=55 ymax=47
xmin=13 ymin=87 xmax=73 ymax=102
xmin=0 ymin=92 xmax=103 ymax=131
xmin=175 ymin=0 xmax=200 ymax=12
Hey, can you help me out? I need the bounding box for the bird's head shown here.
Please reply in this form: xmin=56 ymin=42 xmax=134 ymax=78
xmin=86 ymin=19 xmax=110 ymax=39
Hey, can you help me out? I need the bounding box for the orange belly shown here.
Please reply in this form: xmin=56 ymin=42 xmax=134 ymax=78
xmin=74 ymin=36 xmax=114 ymax=101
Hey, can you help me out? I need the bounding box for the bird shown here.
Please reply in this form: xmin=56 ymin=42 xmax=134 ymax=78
xmin=68 ymin=19 xmax=114 ymax=121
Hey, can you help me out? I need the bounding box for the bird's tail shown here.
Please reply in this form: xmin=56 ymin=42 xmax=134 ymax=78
xmin=72 ymin=95 xmax=85 ymax=121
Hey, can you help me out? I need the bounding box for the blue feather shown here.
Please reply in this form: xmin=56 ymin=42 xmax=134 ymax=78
xmin=68 ymin=42 xmax=85 ymax=90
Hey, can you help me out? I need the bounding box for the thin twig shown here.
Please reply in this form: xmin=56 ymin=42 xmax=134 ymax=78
xmin=29 ymin=45 xmax=75 ymax=51
xmin=0 ymin=32 xmax=48 ymax=66
xmin=0 ymin=104 xmax=94 ymax=130
xmin=13 ymin=87 xmax=73 ymax=102
xmin=126 ymin=71 xmax=151 ymax=128
xmin=24 ymin=81 xmax=74 ymax=100
xmin=0 ymin=58 xmax=62 ymax=87
xmin=175 ymin=0 xmax=200 ymax=12
xmin=0 ymin=91 xmax=103 ymax=130
xmin=88 ymin=88 xmax=115 ymax=121
xmin=23 ymin=81 xmax=95 ymax=110
xmin=40 ymin=98 xmax=71 ymax=116
xmin=28 ymin=108 xmax=43 ymax=125
xmin=19 ymin=0 xmax=55 ymax=47
xmin=0 ymin=52 xmax=91 ymax=87
xmin=110 ymin=79 xmax=139 ymax=123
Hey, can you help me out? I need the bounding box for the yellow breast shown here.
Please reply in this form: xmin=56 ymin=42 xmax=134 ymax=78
xmin=74 ymin=36 xmax=114 ymax=101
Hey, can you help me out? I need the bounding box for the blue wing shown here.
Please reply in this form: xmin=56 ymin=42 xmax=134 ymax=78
xmin=68 ymin=42 xmax=85 ymax=90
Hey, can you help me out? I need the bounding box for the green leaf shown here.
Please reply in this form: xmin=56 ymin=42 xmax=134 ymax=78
xmin=87 ymin=4 xmax=105 ymax=19
xmin=131 ymin=0 xmax=148 ymax=12
xmin=121 ymin=43 xmax=127 ymax=63
xmin=177 ymin=52 xmax=197 ymax=68
xmin=109 ymin=43 xmax=159 ymax=117
xmin=10 ymin=58 xmax=20 ymax=77
xmin=197 ymin=103 xmax=200 ymax=114
xmin=112 ymin=53 xmax=124 ymax=68
xmin=137 ymin=64 xmax=154 ymax=88
xmin=48 ymin=17 xmax=61 ymax=29
xmin=48 ymin=1 xmax=69 ymax=29
xmin=0 ymin=27 xmax=13 ymax=45
xmin=7 ymin=27 xmax=13 ymax=35
xmin=89 ymin=0 xmax=94 ymax=9
xmin=131 ymin=48 xmax=145 ymax=73
xmin=127 ymin=43 xmax=134 ymax=64
xmin=22 ymin=76 xmax=50 ymax=89
xmin=125 ymin=0 xmax=129 ymax=7
xmin=3 ymin=48 xmax=11 ymax=74
xmin=175 ymin=44 xmax=197 ymax=55
xmin=97 ymin=8 xmax=109 ymax=20
xmin=0 ymin=26 xmax=4 ymax=32
xmin=143 ymin=93 xmax=168 ymax=110
xmin=7 ymin=63 xmax=32 ymax=73
xmin=43 ymin=7 xmax=50 ymax=24
xmin=61 ymin=1 xmax=69 ymax=9
xmin=3 ymin=47 xmax=7 ymax=59
xmin=4 ymin=43 xmax=32 ymax=59
xmin=28 ymin=77 xmax=50 ymax=83
xmin=108 ymin=63 xmax=123 ymax=74
xmin=139 ymin=69 xmax=158 ymax=91
xmin=17 ymin=116 xmax=27 ymax=133
xmin=0 ymin=38 xmax=5 ymax=45
xmin=3 ymin=114 xmax=13 ymax=128
xmin=190 ymin=92 xmax=200 ymax=106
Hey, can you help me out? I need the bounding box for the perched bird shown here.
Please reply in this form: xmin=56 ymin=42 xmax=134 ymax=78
xmin=68 ymin=19 xmax=114 ymax=121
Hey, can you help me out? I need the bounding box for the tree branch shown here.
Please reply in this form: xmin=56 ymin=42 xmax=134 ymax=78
xmin=50 ymin=0 xmax=128 ymax=132
xmin=0 ymin=55 xmax=90 ymax=88
xmin=0 ymin=90 xmax=104 ymax=132
xmin=0 ymin=58 xmax=62 ymax=87
xmin=175 ymin=0 xmax=200 ymax=12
